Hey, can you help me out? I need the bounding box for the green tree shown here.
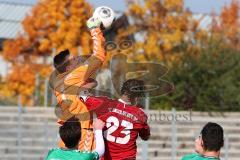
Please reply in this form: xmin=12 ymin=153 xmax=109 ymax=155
xmin=152 ymin=42 xmax=240 ymax=111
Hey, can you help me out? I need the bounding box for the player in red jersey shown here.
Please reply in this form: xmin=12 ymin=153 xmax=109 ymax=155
xmin=81 ymin=79 xmax=151 ymax=160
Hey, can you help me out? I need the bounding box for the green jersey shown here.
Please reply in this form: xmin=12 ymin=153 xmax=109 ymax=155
xmin=45 ymin=148 xmax=99 ymax=160
xmin=182 ymin=153 xmax=220 ymax=160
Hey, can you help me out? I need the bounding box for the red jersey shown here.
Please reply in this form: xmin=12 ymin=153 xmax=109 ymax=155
xmin=85 ymin=96 xmax=150 ymax=160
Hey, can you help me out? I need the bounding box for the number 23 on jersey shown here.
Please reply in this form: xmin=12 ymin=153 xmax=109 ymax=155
xmin=104 ymin=116 xmax=133 ymax=144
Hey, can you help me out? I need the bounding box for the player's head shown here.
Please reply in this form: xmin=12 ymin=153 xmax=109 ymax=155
xmin=121 ymin=79 xmax=145 ymax=104
xmin=59 ymin=117 xmax=81 ymax=149
xmin=53 ymin=49 xmax=71 ymax=73
xmin=195 ymin=122 xmax=224 ymax=154
xmin=53 ymin=49 xmax=90 ymax=74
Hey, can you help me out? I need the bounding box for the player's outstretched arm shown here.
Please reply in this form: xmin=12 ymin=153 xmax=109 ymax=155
xmin=56 ymin=18 xmax=106 ymax=118
xmin=93 ymin=119 xmax=105 ymax=157
xmin=87 ymin=16 xmax=106 ymax=62
xmin=76 ymin=17 xmax=106 ymax=82
xmin=64 ymin=17 xmax=106 ymax=86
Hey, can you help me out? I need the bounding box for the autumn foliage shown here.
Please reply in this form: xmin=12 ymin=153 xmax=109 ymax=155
xmin=1 ymin=0 xmax=239 ymax=108
xmin=116 ymin=0 xmax=200 ymax=63
xmin=2 ymin=0 xmax=92 ymax=105
xmin=212 ymin=0 xmax=240 ymax=49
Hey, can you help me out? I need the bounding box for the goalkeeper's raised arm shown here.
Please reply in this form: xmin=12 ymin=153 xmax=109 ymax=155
xmin=51 ymin=16 xmax=106 ymax=116
xmin=79 ymin=17 xmax=106 ymax=81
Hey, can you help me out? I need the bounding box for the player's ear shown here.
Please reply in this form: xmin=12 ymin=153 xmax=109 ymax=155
xmin=65 ymin=64 xmax=72 ymax=72
xmin=200 ymin=137 xmax=204 ymax=148
xmin=129 ymin=97 xmax=137 ymax=106
xmin=133 ymin=97 xmax=139 ymax=105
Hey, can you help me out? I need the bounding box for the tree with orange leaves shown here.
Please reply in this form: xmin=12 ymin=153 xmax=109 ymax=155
xmin=115 ymin=0 xmax=202 ymax=64
xmin=207 ymin=0 xmax=240 ymax=55
xmin=2 ymin=0 xmax=93 ymax=105
xmin=218 ymin=0 xmax=239 ymax=49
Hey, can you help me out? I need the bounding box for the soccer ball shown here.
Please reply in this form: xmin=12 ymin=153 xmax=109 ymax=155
xmin=93 ymin=6 xmax=115 ymax=29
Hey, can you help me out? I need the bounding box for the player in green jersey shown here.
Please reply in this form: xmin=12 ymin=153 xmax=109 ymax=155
xmin=182 ymin=122 xmax=224 ymax=160
xmin=45 ymin=117 xmax=105 ymax=160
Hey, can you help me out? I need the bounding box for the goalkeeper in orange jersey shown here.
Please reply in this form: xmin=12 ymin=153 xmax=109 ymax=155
xmin=50 ymin=17 xmax=106 ymax=152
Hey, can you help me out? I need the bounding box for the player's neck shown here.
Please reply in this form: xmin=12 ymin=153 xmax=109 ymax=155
xmin=119 ymin=95 xmax=132 ymax=105
xmin=202 ymin=150 xmax=220 ymax=159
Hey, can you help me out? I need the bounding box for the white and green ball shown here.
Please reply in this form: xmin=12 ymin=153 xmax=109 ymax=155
xmin=93 ymin=6 xmax=115 ymax=29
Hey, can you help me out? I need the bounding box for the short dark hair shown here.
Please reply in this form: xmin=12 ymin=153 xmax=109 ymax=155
xmin=201 ymin=122 xmax=224 ymax=151
xmin=121 ymin=79 xmax=145 ymax=99
xmin=53 ymin=49 xmax=70 ymax=73
xmin=59 ymin=117 xmax=81 ymax=149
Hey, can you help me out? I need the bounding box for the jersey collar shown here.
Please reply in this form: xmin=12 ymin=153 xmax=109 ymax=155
xmin=201 ymin=155 xmax=220 ymax=160
xmin=118 ymin=99 xmax=131 ymax=105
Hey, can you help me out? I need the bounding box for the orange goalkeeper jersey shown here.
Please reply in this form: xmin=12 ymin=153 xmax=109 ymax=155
xmin=51 ymin=28 xmax=105 ymax=151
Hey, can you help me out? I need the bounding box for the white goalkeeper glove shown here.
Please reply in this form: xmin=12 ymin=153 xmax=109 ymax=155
xmin=87 ymin=17 xmax=102 ymax=29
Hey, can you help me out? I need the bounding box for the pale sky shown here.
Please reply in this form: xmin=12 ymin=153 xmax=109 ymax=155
xmin=0 ymin=0 xmax=237 ymax=14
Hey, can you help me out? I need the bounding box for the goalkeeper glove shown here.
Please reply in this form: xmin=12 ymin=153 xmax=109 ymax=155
xmin=87 ymin=17 xmax=101 ymax=29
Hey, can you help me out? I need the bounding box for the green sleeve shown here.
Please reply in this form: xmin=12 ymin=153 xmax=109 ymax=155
xmin=90 ymin=151 xmax=99 ymax=160
xmin=80 ymin=151 xmax=99 ymax=160
xmin=182 ymin=153 xmax=199 ymax=160
xmin=45 ymin=149 xmax=55 ymax=160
